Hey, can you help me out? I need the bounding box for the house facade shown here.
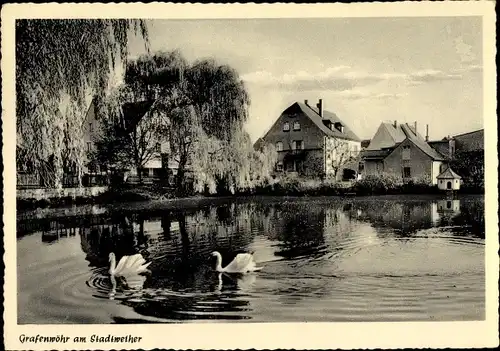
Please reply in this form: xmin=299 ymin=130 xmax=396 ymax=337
xmin=259 ymin=99 xmax=361 ymax=180
xmin=361 ymin=122 xmax=446 ymax=184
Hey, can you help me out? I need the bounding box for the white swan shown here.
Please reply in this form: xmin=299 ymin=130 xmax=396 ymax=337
xmin=109 ymin=252 xmax=151 ymax=277
xmin=211 ymin=251 xmax=263 ymax=273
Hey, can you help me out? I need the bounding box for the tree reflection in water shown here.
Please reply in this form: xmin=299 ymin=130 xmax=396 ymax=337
xmin=16 ymin=194 xmax=485 ymax=322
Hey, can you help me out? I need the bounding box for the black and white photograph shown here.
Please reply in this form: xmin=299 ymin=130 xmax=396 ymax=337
xmin=2 ymin=2 xmax=498 ymax=350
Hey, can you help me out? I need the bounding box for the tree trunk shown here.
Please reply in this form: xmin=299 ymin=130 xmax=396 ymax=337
xmin=133 ymin=129 xmax=142 ymax=183
xmin=176 ymin=153 xmax=188 ymax=196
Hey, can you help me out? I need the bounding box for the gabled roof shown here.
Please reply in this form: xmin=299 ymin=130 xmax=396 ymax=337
xmin=366 ymin=122 xmax=406 ymax=150
xmin=400 ymin=123 xmax=445 ymax=161
xmin=294 ymin=102 xmax=361 ymax=142
xmin=383 ymin=122 xmax=407 ymax=144
xmin=437 ymin=167 xmax=462 ymax=179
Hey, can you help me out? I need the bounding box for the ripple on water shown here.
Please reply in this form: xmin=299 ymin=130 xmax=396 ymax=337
xmin=17 ymin=196 xmax=486 ymax=323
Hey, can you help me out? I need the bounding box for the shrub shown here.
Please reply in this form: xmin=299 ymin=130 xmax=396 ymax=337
xmin=353 ymin=174 xmax=402 ymax=195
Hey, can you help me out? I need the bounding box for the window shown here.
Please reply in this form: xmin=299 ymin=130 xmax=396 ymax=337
xmin=87 ymin=142 xmax=92 ymax=152
xmin=283 ymin=122 xmax=290 ymax=131
xmin=89 ymin=122 xmax=93 ymax=132
xmin=402 ymin=145 xmax=411 ymax=160
xmin=276 ymin=162 xmax=284 ymax=172
xmin=292 ymin=140 xmax=304 ymax=150
xmin=403 ymin=167 xmax=411 ymax=178
xmin=293 ymin=122 xmax=301 ymax=131
xmin=155 ymin=143 xmax=161 ymax=153
xmin=358 ymin=162 xmax=365 ymax=173
xmin=276 ymin=141 xmax=283 ymax=151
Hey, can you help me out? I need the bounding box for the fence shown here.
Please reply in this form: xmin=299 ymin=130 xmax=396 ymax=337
xmin=17 ymin=173 xmax=109 ymax=189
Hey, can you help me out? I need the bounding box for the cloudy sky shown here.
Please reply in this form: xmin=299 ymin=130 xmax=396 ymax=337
xmin=128 ymin=16 xmax=483 ymax=142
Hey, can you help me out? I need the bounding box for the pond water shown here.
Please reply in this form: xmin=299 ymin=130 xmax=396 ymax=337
xmin=17 ymin=195 xmax=485 ymax=324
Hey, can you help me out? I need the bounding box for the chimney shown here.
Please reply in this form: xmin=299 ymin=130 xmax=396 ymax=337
xmin=414 ymin=121 xmax=417 ymax=134
xmin=316 ymin=99 xmax=323 ymax=117
xmin=304 ymin=99 xmax=308 ymax=106
xmin=393 ymin=120 xmax=397 ymax=128
xmin=425 ymin=124 xmax=429 ymax=142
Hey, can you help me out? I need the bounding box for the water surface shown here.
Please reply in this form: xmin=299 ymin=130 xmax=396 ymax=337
xmin=17 ymin=195 xmax=485 ymax=323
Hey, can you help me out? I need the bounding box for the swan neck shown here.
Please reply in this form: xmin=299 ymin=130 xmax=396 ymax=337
xmin=215 ymin=254 xmax=223 ymax=272
xmin=109 ymin=255 xmax=116 ymax=274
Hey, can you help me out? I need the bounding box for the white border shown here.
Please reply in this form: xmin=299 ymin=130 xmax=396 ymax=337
xmin=2 ymin=2 xmax=498 ymax=350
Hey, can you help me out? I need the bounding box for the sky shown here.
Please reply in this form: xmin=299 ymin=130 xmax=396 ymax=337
xmin=127 ymin=16 xmax=483 ymax=142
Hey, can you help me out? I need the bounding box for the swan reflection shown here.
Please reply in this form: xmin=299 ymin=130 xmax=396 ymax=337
xmin=109 ymin=274 xmax=147 ymax=300
xmin=215 ymin=272 xmax=257 ymax=294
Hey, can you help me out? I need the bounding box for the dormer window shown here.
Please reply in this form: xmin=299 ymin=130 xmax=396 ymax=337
xmin=334 ymin=122 xmax=344 ymax=133
xmin=293 ymin=122 xmax=301 ymax=131
xmin=283 ymin=122 xmax=290 ymax=132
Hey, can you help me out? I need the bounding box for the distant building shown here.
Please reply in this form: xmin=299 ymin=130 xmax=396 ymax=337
xmin=83 ymin=99 xmax=173 ymax=178
xmin=436 ymin=167 xmax=462 ymax=191
xmin=426 ymin=128 xmax=483 ymax=160
xmin=258 ymin=99 xmax=362 ymax=180
xmin=361 ymin=121 xmax=446 ymax=184
xmin=453 ymin=129 xmax=484 ymax=153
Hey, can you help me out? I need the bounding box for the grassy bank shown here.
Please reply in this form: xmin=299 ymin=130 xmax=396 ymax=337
xmin=17 ymin=175 xmax=483 ymax=211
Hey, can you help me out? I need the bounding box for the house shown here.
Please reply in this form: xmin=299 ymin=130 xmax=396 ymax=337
xmin=83 ymin=98 xmax=174 ymax=180
xmin=361 ymin=121 xmax=446 ymax=184
xmin=258 ymin=99 xmax=362 ymax=180
xmin=82 ymin=97 xmax=104 ymax=172
xmin=436 ymin=167 xmax=462 ymax=191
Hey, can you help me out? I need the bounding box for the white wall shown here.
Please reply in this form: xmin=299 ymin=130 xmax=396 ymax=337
xmin=431 ymin=161 xmax=443 ymax=185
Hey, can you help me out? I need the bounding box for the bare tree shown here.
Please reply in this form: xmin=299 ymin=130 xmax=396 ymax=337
xmin=326 ymin=138 xmax=359 ymax=180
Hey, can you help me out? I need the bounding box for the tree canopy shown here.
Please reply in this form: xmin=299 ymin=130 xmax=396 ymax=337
xmin=16 ymin=19 xmax=149 ymax=186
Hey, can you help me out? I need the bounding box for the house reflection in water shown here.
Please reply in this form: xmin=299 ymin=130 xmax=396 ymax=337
xmin=436 ymin=199 xmax=461 ymax=224
xmin=437 ymin=199 xmax=461 ymax=214
xmin=349 ymin=200 xmax=446 ymax=236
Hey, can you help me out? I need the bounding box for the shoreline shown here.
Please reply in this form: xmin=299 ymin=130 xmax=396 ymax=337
xmin=16 ymin=190 xmax=484 ymax=220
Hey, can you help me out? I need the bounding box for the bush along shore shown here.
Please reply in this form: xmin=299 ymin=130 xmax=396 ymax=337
xmin=17 ymin=174 xmax=483 ymax=211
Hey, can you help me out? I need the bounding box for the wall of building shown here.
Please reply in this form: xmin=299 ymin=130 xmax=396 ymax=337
xmin=437 ymin=178 xmax=461 ymax=190
xmin=363 ymin=159 xmax=385 ymax=176
xmin=431 ymin=161 xmax=444 ymax=185
xmin=263 ymin=105 xmax=325 ymax=152
xmin=383 ymin=139 xmax=433 ymax=182
xmin=275 ymin=148 xmax=324 ymax=177
xmin=265 ymin=104 xmax=328 ymax=177
xmin=82 ymin=100 xmax=103 ymax=155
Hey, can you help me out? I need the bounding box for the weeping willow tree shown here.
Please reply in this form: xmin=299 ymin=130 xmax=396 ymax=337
xmin=102 ymin=51 xmax=251 ymax=194
xmin=186 ymin=59 xmax=250 ymax=141
xmin=16 ymin=19 xmax=149 ymax=187
xmin=191 ymin=129 xmax=278 ymax=194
